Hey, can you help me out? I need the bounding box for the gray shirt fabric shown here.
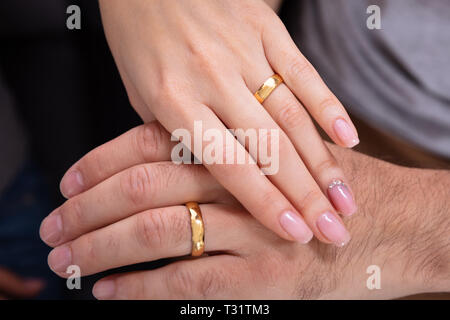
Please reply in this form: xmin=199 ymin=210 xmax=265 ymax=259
xmin=291 ymin=0 xmax=450 ymax=158
xmin=0 ymin=78 xmax=27 ymax=194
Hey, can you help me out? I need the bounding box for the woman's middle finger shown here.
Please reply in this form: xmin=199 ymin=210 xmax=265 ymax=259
xmin=245 ymin=61 xmax=357 ymax=214
xmin=211 ymin=70 xmax=350 ymax=246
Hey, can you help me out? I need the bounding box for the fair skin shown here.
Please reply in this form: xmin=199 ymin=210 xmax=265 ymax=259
xmin=59 ymin=0 xmax=362 ymax=246
xmin=40 ymin=122 xmax=450 ymax=299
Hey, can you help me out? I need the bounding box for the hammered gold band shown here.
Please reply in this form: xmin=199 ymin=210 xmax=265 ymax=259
xmin=185 ymin=202 xmax=205 ymax=257
xmin=254 ymin=74 xmax=283 ymax=104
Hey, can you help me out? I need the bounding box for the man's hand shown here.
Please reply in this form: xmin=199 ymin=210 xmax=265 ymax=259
xmin=40 ymin=122 xmax=449 ymax=299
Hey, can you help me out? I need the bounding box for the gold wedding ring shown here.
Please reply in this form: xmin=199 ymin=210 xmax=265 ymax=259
xmin=254 ymin=74 xmax=283 ymax=104
xmin=185 ymin=202 xmax=205 ymax=256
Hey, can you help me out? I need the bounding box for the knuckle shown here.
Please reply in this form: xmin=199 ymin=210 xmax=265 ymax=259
xmin=152 ymin=78 xmax=198 ymax=122
xmin=120 ymin=165 xmax=153 ymax=206
xmin=135 ymin=123 xmax=165 ymax=161
xmin=168 ymin=264 xmax=195 ymax=295
xmin=240 ymin=1 xmax=271 ymax=30
xmin=318 ymin=97 xmax=339 ymax=117
xmin=196 ymin=269 xmax=222 ymax=298
xmin=151 ymin=74 xmax=186 ymax=109
xmin=212 ymin=72 xmax=238 ymax=97
xmin=313 ymin=158 xmax=339 ymax=175
xmin=297 ymin=189 xmax=323 ymax=213
xmin=189 ymin=42 xmax=219 ymax=74
xmin=286 ymin=57 xmax=314 ymax=83
xmin=135 ymin=207 xmax=187 ymax=251
xmin=205 ymin=67 xmax=232 ymax=95
xmin=135 ymin=209 xmax=169 ymax=249
xmin=157 ymin=81 xmax=177 ymax=105
xmin=169 ymin=265 xmax=221 ymax=299
xmin=277 ymin=103 xmax=307 ymax=131
xmin=187 ymin=42 xmax=233 ymax=93
xmin=164 ymin=207 xmax=190 ymax=246
xmin=195 ymin=50 xmax=217 ymax=72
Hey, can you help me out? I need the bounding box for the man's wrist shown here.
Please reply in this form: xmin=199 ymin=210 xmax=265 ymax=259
xmin=325 ymin=144 xmax=449 ymax=298
xmin=411 ymin=168 xmax=450 ymax=293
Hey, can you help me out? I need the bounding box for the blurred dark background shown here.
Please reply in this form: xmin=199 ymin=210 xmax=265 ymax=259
xmin=0 ymin=0 xmax=140 ymax=299
xmin=0 ymin=0 xmax=140 ymax=194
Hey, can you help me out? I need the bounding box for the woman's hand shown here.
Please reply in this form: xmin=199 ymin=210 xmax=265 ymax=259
xmin=63 ymin=0 xmax=360 ymax=245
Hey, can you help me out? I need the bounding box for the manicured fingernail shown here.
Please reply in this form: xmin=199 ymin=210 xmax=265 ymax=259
xmin=40 ymin=212 xmax=63 ymax=245
xmin=328 ymin=180 xmax=357 ymax=216
xmin=280 ymin=211 xmax=313 ymax=244
xmin=60 ymin=170 xmax=84 ymax=198
xmin=93 ymin=280 xmax=116 ymax=300
xmin=316 ymin=212 xmax=351 ymax=247
xmin=48 ymin=246 xmax=72 ymax=273
xmin=333 ymin=119 xmax=359 ymax=148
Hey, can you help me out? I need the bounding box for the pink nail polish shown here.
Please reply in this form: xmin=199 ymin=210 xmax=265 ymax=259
xmin=279 ymin=211 xmax=313 ymax=244
xmin=327 ymin=180 xmax=357 ymax=216
xmin=40 ymin=211 xmax=63 ymax=245
xmin=333 ymin=119 xmax=359 ymax=148
xmin=60 ymin=170 xmax=84 ymax=198
xmin=48 ymin=246 xmax=72 ymax=273
xmin=316 ymin=212 xmax=351 ymax=247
